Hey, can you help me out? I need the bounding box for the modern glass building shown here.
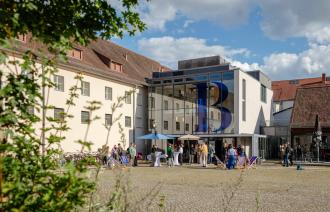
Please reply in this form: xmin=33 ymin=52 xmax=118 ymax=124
xmin=147 ymin=56 xmax=273 ymax=158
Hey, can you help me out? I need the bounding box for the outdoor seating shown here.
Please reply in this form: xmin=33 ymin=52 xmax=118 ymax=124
xmin=214 ymin=155 xmax=226 ymax=169
xmin=247 ymin=156 xmax=258 ymax=169
xmin=120 ymin=155 xmax=129 ymax=166
xmin=236 ymin=156 xmax=247 ymax=169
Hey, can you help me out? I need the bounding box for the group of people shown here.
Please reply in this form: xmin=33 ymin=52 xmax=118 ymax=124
xmin=99 ymin=143 xmax=138 ymax=167
xmin=151 ymin=142 xmax=248 ymax=169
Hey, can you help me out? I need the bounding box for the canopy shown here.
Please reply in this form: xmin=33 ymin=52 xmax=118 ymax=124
xmin=178 ymin=134 xmax=200 ymax=140
xmin=137 ymin=133 xmax=173 ymax=140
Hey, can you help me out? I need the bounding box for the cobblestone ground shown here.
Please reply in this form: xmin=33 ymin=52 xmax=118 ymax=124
xmin=94 ymin=163 xmax=330 ymax=212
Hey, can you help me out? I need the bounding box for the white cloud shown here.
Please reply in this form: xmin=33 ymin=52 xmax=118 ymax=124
xmin=138 ymin=36 xmax=250 ymax=68
xmin=183 ymin=20 xmax=194 ymax=28
xmin=261 ymin=44 xmax=330 ymax=79
xmin=258 ymin=0 xmax=330 ymax=40
xmin=139 ymin=0 xmax=254 ymax=30
xmin=306 ymin=27 xmax=330 ymax=45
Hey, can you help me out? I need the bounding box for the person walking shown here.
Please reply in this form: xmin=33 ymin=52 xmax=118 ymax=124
xmin=179 ymin=144 xmax=184 ymax=165
xmin=201 ymin=142 xmax=208 ymax=167
xmin=197 ymin=144 xmax=201 ymax=164
xmin=189 ymin=144 xmax=195 ymax=164
xmin=167 ymin=144 xmax=174 ymax=167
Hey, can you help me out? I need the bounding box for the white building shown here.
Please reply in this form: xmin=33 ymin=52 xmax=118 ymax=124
xmin=1 ymin=36 xmax=168 ymax=153
xmin=148 ymin=56 xmax=273 ymax=158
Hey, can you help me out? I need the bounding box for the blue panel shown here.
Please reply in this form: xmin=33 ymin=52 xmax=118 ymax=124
xmin=196 ymin=83 xmax=207 ymax=132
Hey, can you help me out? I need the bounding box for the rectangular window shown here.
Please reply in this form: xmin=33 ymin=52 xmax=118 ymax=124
xmin=54 ymin=75 xmax=64 ymax=92
xmin=242 ymin=101 xmax=246 ymax=121
xmin=81 ymin=111 xmax=90 ymax=124
xmin=111 ymin=61 xmax=123 ymax=72
xmin=176 ymin=121 xmax=180 ymax=131
xmin=68 ymin=48 xmax=83 ymax=60
xmin=150 ymin=97 xmax=155 ymax=108
xmin=185 ymin=123 xmax=189 ymax=132
xmin=242 ymin=79 xmax=246 ymax=100
xmin=137 ymin=94 xmax=142 ymax=106
xmin=261 ymin=85 xmax=267 ymax=103
xmin=136 ymin=117 xmax=142 ymax=128
xmin=28 ymin=106 xmax=34 ymax=115
xmin=186 ymin=106 xmax=190 ymax=114
xmin=125 ymin=91 xmax=131 ymax=104
xmin=125 ymin=116 xmax=132 ymax=127
xmin=164 ymin=100 xmax=169 ymax=110
xmin=164 ymin=120 xmax=168 ymax=130
xmin=105 ymin=86 xmax=112 ymax=100
xmin=105 ymin=114 xmax=112 ymax=126
xmin=81 ymin=81 xmax=90 ymax=96
xmin=54 ymin=108 xmax=64 ymax=122
xmin=149 ymin=119 xmax=154 ymax=129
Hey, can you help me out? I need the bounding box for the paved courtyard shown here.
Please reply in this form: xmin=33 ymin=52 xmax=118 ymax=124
xmin=94 ymin=163 xmax=330 ymax=212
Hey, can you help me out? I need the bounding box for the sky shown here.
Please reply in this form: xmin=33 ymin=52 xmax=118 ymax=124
xmin=112 ymin=0 xmax=330 ymax=80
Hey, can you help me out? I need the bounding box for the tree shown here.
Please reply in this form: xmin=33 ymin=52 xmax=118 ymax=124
xmin=0 ymin=0 xmax=146 ymax=210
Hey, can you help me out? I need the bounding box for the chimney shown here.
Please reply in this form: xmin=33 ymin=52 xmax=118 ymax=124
xmin=322 ymin=73 xmax=326 ymax=83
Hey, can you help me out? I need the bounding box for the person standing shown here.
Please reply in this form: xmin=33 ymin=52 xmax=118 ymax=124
xmin=189 ymin=144 xmax=195 ymax=164
xmin=208 ymin=144 xmax=215 ymax=164
xmin=226 ymin=144 xmax=237 ymax=169
xmin=201 ymin=142 xmax=208 ymax=167
xmin=296 ymin=144 xmax=303 ymax=162
xmin=196 ymin=144 xmax=201 ymax=164
xmin=284 ymin=144 xmax=290 ymax=167
xmin=167 ymin=144 xmax=174 ymax=167
xmin=150 ymin=144 xmax=156 ymax=167
xmin=178 ymin=144 xmax=184 ymax=165
xmin=129 ymin=143 xmax=137 ymax=167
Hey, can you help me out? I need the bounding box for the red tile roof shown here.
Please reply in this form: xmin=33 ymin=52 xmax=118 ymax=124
xmin=6 ymin=36 xmax=170 ymax=86
xmin=291 ymin=84 xmax=330 ymax=129
xmin=272 ymin=77 xmax=324 ymax=101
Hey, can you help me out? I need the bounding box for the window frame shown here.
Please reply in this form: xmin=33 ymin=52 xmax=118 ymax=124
xmin=54 ymin=108 xmax=65 ymax=122
xmin=125 ymin=116 xmax=132 ymax=127
xmin=105 ymin=86 xmax=113 ymax=100
xmin=54 ymin=74 xmax=64 ymax=92
xmin=105 ymin=113 xmax=112 ymax=126
xmin=81 ymin=81 xmax=90 ymax=96
xmin=81 ymin=111 xmax=90 ymax=124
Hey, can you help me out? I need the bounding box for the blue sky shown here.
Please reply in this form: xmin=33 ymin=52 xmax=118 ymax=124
xmin=112 ymin=0 xmax=330 ymax=80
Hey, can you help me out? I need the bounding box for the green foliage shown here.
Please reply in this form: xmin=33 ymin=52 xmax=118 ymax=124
xmin=0 ymin=0 xmax=147 ymax=211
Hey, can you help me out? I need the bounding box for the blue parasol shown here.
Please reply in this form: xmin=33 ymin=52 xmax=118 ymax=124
xmin=137 ymin=133 xmax=173 ymax=140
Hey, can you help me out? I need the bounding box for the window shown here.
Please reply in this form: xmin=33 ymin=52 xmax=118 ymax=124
xmin=242 ymin=79 xmax=246 ymax=121
xmin=136 ymin=117 xmax=142 ymax=128
xmin=81 ymin=81 xmax=90 ymax=96
xmin=111 ymin=61 xmax=123 ymax=72
xmin=125 ymin=116 xmax=132 ymax=127
xmin=176 ymin=103 xmax=179 ymax=110
xmin=137 ymin=94 xmax=142 ymax=106
xmin=150 ymin=97 xmax=155 ymax=108
xmin=28 ymin=106 xmax=34 ymax=115
xmin=81 ymin=111 xmax=90 ymax=124
xmin=125 ymin=91 xmax=131 ymax=104
xmin=164 ymin=100 xmax=169 ymax=110
xmin=186 ymin=106 xmax=190 ymax=114
xmin=149 ymin=119 xmax=155 ymax=129
xmin=105 ymin=114 xmax=112 ymax=126
xmin=242 ymin=79 xmax=246 ymax=100
xmin=185 ymin=123 xmax=189 ymax=132
xmin=242 ymin=101 xmax=246 ymax=121
xmin=54 ymin=75 xmax=64 ymax=92
xmin=176 ymin=122 xmax=180 ymax=131
xmin=105 ymin=87 xmax=112 ymax=100
xmin=260 ymin=84 xmax=267 ymax=103
xmin=54 ymin=108 xmax=64 ymax=122
xmin=68 ymin=48 xmax=83 ymax=60
xmin=16 ymin=34 xmax=27 ymax=42
xmin=164 ymin=121 xmax=168 ymax=130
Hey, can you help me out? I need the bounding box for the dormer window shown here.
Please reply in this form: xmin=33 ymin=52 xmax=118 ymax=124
xmin=68 ymin=48 xmax=83 ymax=60
xmin=16 ymin=34 xmax=27 ymax=43
xmin=111 ymin=61 xmax=122 ymax=72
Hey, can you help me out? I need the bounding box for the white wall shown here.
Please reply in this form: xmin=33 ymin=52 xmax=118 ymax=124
xmin=2 ymin=56 xmax=147 ymax=152
xmin=236 ymin=70 xmax=273 ymax=134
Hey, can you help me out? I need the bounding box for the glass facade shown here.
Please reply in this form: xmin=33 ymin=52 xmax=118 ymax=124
xmin=148 ymin=70 xmax=235 ymax=135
